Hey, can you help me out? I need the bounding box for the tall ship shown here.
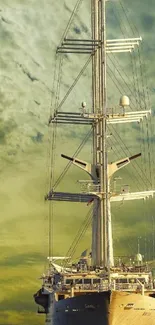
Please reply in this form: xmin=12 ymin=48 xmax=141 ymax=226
xmin=34 ymin=0 xmax=155 ymax=324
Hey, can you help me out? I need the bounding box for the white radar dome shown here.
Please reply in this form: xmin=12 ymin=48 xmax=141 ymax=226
xmin=119 ymin=95 xmax=130 ymax=107
xmin=81 ymin=101 xmax=86 ymax=108
xmin=135 ymin=253 xmax=143 ymax=262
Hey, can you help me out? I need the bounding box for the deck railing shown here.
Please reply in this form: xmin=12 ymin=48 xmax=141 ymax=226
xmin=48 ymin=281 xmax=153 ymax=293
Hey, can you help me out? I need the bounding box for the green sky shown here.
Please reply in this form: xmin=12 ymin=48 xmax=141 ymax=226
xmin=0 ymin=0 xmax=155 ymax=324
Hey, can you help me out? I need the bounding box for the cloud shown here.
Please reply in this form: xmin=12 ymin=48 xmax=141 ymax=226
xmin=0 ymin=119 xmax=17 ymax=145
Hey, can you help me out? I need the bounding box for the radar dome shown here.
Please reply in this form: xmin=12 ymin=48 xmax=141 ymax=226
xmin=81 ymin=101 xmax=86 ymax=108
xmin=135 ymin=253 xmax=143 ymax=262
xmin=119 ymin=95 xmax=130 ymax=107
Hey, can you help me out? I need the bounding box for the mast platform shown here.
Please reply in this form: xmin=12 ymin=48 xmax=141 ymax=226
xmin=46 ymin=190 xmax=155 ymax=203
xmin=49 ymin=110 xmax=151 ymax=125
xmin=45 ymin=191 xmax=97 ymax=203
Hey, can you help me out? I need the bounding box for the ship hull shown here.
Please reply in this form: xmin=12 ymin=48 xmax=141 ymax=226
xmin=45 ymin=290 xmax=155 ymax=325
xmin=47 ymin=291 xmax=110 ymax=325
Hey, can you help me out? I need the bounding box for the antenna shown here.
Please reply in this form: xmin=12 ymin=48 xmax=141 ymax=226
xmin=152 ymin=216 xmax=155 ymax=260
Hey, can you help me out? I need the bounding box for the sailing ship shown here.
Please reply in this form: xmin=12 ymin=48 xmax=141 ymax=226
xmin=34 ymin=0 xmax=155 ymax=324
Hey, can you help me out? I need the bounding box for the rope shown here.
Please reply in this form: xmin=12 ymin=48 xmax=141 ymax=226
xmin=108 ymin=52 xmax=137 ymax=96
xmin=64 ymin=207 xmax=93 ymax=267
xmin=48 ymin=123 xmax=57 ymax=258
xmin=107 ymin=134 xmax=143 ymax=192
xmin=107 ymin=63 xmax=139 ymax=110
xmin=107 ymin=55 xmax=142 ymax=108
xmin=48 ymin=49 xmax=65 ymax=258
xmin=55 ymin=55 xmax=92 ymax=112
xmin=138 ymin=47 xmax=155 ymax=187
xmin=113 ymin=1 xmax=130 ymax=38
xmin=59 ymin=0 xmax=84 ymax=46
xmin=130 ymin=52 xmax=139 ymax=108
xmin=109 ymin=124 xmax=152 ymax=189
xmin=137 ymin=48 xmax=147 ymax=110
xmin=53 ymin=128 xmax=92 ymax=190
xmin=119 ymin=1 xmax=139 ymax=37
xmin=43 ymin=53 xmax=58 ymax=264
xmin=55 ymin=56 xmax=64 ymax=109
xmin=131 ymin=51 xmax=143 ymax=110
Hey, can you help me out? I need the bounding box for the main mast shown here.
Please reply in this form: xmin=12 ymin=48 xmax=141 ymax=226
xmin=92 ymin=0 xmax=109 ymax=267
xmin=47 ymin=0 xmax=154 ymax=272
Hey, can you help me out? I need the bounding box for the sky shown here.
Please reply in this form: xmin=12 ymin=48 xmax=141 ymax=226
xmin=0 ymin=0 xmax=155 ymax=324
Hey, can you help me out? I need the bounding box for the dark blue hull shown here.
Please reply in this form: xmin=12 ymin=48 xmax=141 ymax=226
xmin=35 ymin=289 xmax=155 ymax=324
xmin=50 ymin=291 xmax=110 ymax=325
